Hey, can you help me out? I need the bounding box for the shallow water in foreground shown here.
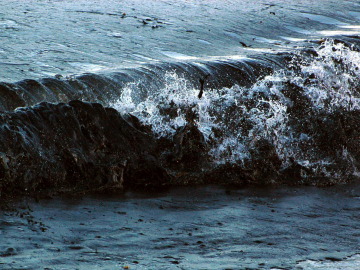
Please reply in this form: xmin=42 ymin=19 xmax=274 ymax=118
xmin=1 ymin=185 xmax=359 ymax=269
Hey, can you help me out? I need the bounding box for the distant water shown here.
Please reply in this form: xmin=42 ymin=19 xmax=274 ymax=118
xmin=1 ymin=0 xmax=360 ymax=81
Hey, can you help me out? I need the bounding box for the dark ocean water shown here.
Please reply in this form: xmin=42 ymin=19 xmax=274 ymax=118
xmin=1 ymin=185 xmax=360 ymax=270
xmin=1 ymin=0 xmax=360 ymax=268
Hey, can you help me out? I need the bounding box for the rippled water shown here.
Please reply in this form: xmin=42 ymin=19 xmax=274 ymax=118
xmin=1 ymin=185 xmax=359 ymax=269
xmin=1 ymin=0 xmax=360 ymax=81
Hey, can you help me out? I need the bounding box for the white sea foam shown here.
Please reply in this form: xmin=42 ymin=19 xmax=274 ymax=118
xmin=110 ymin=40 xmax=360 ymax=177
xmin=298 ymin=40 xmax=360 ymax=111
xmin=297 ymin=254 xmax=360 ymax=270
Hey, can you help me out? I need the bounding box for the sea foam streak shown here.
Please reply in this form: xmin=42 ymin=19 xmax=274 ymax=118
xmin=297 ymin=254 xmax=360 ymax=270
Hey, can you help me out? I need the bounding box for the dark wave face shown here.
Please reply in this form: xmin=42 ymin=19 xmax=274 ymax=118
xmin=1 ymin=0 xmax=360 ymax=197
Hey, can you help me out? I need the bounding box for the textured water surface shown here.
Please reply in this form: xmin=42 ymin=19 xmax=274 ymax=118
xmin=1 ymin=185 xmax=359 ymax=269
xmin=1 ymin=0 xmax=360 ymax=81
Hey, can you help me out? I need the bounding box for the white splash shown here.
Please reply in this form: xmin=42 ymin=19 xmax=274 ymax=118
xmin=297 ymin=40 xmax=360 ymax=111
xmin=110 ymin=39 xmax=360 ymax=177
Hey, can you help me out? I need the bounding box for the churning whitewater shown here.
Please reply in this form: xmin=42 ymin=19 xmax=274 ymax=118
xmin=111 ymin=39 xmax=360 ymax=183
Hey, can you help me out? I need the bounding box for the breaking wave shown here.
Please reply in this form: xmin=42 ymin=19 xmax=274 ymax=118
xmin=1 ymin=37 xmax=360 ymax=198
xmin=111 ymin=38 xmax=360 ymax=182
